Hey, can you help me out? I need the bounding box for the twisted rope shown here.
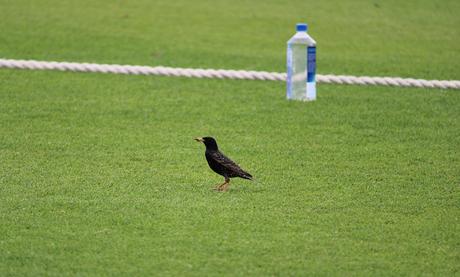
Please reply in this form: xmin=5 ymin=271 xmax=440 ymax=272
xmin=1 ymin=58 xmax=459 ymax=89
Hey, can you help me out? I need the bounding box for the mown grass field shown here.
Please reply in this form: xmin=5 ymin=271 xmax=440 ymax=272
xmin=1 ymin=0 xmax=459 ymax=276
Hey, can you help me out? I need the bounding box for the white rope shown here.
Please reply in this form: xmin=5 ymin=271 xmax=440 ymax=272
xmin=1 ymin=58 xmax=459 ymax=89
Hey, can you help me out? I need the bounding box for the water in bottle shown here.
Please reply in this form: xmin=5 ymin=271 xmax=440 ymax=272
xmin=286 ymin=23 xmax=317 ymax=101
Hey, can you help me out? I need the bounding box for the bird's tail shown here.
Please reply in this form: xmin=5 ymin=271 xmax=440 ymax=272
xmin=239 ymin=170 xmax=268 ymax=189
xmin=240 ymin=171 xmax=253 ymax=180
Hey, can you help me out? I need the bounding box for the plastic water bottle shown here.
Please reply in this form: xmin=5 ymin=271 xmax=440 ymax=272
xmin=286 ymin=23 xmax=317 ymax=101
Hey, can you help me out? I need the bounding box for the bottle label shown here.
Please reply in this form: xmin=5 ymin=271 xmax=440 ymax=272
xmin=307 ymin=46 xmax=316 ymax=83
xmin=286 ymin=44 xmax=293 ymax=98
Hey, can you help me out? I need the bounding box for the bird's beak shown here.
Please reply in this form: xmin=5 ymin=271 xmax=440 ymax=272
xmin=194 ymin=137 xmax=204 ymax=143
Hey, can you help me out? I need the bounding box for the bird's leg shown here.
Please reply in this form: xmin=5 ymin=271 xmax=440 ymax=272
xmin=214 ymin=178 xmax=227 ymax=191
xmin=213 ymin=183 xmax=222 ymax=190
xmin=218 ymin=178 xmax=230 ymax=192
xmin=213 ymin=178 xmax=226 ymax=190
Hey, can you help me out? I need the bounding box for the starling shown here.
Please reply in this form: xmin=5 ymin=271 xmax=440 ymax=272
xmin=195 ymin=137 xmax=252 ymax=191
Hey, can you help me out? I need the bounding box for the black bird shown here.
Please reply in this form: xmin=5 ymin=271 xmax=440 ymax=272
xmin=195 ymin=137 xmax=252 ymax=191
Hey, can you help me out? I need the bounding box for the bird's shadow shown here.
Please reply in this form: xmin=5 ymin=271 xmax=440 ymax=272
xmin=210 ymin=184 xmax=266 ymax=194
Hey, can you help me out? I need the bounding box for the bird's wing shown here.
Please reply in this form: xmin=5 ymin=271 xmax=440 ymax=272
xmin=209 ymin=151 xmax=252 ymax=179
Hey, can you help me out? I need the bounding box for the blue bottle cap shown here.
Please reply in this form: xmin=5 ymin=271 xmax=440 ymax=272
xmin=296 ymin=23 xmax=308 ymax=32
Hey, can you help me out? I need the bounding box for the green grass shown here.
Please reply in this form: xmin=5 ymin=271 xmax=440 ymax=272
xmin=1 ymin=0 xmax=459 ymax=276
xmin=1 ymin=0 xmax=459 ymax=79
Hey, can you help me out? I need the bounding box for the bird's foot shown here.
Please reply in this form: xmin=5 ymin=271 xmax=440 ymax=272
xmin=219 ymin=182 xmax=230 ymax=192
xmin=213 ymin=182 xmax=229 ymax=192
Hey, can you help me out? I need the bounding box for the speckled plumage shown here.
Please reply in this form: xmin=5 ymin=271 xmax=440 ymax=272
xmin=195 ymin=137 xmax=252 ymax=191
